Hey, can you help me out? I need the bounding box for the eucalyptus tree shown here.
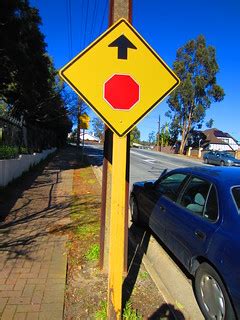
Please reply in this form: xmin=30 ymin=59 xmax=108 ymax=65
xmin=166 ymin=35 xmax=224 ymax=154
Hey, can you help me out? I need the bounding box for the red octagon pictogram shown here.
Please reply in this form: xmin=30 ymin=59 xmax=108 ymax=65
xmin=104 ymin=74 xmax=140 ymax=110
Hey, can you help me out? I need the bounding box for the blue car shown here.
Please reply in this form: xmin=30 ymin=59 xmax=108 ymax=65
xmin=203 ymin=151 xmax=240 ymax=167
xmin=130 ymin=166 xmax=240 ymax=320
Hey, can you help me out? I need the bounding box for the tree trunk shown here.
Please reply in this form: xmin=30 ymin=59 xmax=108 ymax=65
xmin=76 ymin=99 xmax=83 ymax=147
xmin=179 ymin=107 xmax=193 ymax=154
xmin=179 ymin=139 xmax=185 ymax=154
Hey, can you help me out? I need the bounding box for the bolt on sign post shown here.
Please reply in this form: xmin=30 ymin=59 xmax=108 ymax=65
xmin=59 ymin=19 xmax=180 ymax=319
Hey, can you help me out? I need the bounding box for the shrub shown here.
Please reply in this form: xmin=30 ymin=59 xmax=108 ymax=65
xmin=0 ymin=145 xmax=19 ymax=159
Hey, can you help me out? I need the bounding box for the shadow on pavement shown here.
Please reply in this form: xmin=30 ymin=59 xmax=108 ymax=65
xmin=0 ymin=145 xmax=91 ymax=260
xmin=149 ymin=303 xmax=185 ymax=320
xmin=0 ymin=145 xmax=83 ymax=222
xmin=122 ymin=224 xmax=151 ymax=307
xmin=123 ymin=223 xmax=185 ymax=320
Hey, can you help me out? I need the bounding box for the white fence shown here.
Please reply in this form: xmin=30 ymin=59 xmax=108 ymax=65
xmin=0 ymin=148 xmax=56 ymax=187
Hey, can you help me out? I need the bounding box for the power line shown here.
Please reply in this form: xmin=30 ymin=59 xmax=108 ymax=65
xmin=89 ymin=0 xmax=98 ymax=42
xmin=66 ymin=0 xmax=73 ymax=59
xmin=83 ymin=0 xmax=90 ymax=49
xmin=98 ymin=0 xmax=108 ymax=36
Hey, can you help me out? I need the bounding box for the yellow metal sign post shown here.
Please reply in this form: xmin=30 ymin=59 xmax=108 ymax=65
xmin=108 ymin=134 xmax=127 ymax=318
xmin=59 ymin=18 xmax=180 ymax=319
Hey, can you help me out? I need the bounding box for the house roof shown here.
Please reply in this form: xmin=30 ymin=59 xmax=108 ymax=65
xmin=202 ymin=128 xmax=238 ymax=145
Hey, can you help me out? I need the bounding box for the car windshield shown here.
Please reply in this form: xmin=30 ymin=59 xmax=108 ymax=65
xmin=232 ymin=187 xmax=240 ymax=213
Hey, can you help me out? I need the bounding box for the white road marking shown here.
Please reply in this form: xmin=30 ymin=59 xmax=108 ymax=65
xmin=130 ymin=150 xmax=180 ymax=168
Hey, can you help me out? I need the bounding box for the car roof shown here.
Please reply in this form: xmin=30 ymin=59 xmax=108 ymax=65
xmin=171 ymin=166 xmax=240 ymax=186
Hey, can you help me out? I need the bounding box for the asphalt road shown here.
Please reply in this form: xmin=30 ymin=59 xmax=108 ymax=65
xmin=129 ymin=148 xmax=204 ymax=186
xmin=83 ymin=143 xmax=204 ymax=186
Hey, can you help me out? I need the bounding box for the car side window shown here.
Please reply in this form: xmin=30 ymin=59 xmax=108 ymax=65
xmin=204 ymin=185 xmax=218 ymax=221
xmin=179 ymin=177 xmax=219 ymax=221
xmin=232 ymin=187 xmax=240 ymax=213
xmin=155 ymin=173 xmax=188 ymax=202
xmin=179 ymin=177 xmax=211 ymax=216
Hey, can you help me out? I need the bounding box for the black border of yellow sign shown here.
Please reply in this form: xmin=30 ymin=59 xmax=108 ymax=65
xmin=60 ymin=19 xmax=180 ymax=137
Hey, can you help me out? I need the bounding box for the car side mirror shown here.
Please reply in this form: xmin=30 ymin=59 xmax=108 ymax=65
xmin=144 ymin=181 xmax=154 ymax=189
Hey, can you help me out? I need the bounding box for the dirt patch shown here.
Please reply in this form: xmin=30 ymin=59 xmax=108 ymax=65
xmin=64 ymin=161 xmax=175 ymax=319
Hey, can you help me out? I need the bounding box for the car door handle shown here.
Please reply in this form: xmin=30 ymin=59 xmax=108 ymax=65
xmin=159 ymin=205 xmax=166 ymax=212
xmin=195 ymin=230 xmax=206 ymax=240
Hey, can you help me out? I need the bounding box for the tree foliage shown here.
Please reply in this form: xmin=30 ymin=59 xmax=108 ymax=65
xmin=166 ymin=35 xmax=224 ymax=154
xmin=92 ymin=117 xmax=104 ymax=140
xmin=157 ymin=123 xmax=171 ymax=147
xmin=148 ymin=131 xmax=156 ymax=145
xmin=206 ymin=118 xmax=214 ymax=129
xmin=130 ymin=126 xmax=140 ymax=145
xmin=0 ymin=0 xmax=71 ymax=142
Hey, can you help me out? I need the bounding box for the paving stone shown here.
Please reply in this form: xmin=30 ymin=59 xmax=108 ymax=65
xmin=19 ymin=273 xmax=39 ymax=279
xmin=13 ymin=312 xmax=27 ymax=320
xmin=45 ymin=278 xmax=64 ymax=285
xmin=1 ymin=304 xmax=17 ymax=320
xmin=0 ymin=297 xmax=8 ymax=313
xmin=0 ymin=284 xmax=14 ymax=291
xmin=0 ymin=290 xmax=22 ymax=298
xmin=39 ymin=310 xmax=63 ymax=320
xmin=38 ymin=269 xmax=49 ymax=279
xmin=17 ymin=304 xmax=41 ymax=313
xmin=14 ymin=279 xmax=27 ymax=291
xmin=31 ymin=290 xmax=44 ymax=305
xmin=22 ymin=284 xmax=35 ymax=298
xmin=5 ymin=273 xmax=20 ymax=286
xmin=42 ymin=291 xmax=64 ymax=304
xmin=11 ymin=268 xmax=31 ymax=275
xmin=40 ymin=303 xmax=63 ymax=311
xmin=8 ymin=297 xmax=31 ymax=305
xmin=27 ymin=278 xmax=47 ymax=285
xmin=0 ymin=269 xmax=12 ymax=280
xmin=26 ymin=312 xmax=40 ymax=320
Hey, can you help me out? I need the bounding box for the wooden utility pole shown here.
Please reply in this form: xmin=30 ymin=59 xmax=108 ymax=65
xmin=104 ymin=1 xmax=132 ymax=319
xmin=99 ymin=125 xmax=112 ymax=271
xmin=100 ymin=0 xmax=132 ymax=273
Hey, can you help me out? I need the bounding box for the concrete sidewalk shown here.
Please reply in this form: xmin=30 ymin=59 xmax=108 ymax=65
xmin=0 ymin=147 xmax=78 ymax=320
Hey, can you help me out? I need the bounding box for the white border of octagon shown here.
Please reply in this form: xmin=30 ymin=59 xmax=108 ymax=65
xmin=103 ymin=73 xmax=140 ymax=111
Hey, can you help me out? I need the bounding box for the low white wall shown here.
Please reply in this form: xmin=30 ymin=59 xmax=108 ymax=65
xmin=0 ymin=148 xmax=57 ymax=187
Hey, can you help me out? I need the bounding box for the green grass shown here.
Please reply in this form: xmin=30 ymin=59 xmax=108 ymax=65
xmin=75 ymin=223 xmax=99 ymax=236
xmin=95 ymin=300 xmax=143 ymax=320
xmin=138 ymin=271 xmax=149 ymax=280
xmin=123 ymin=301 xmax=143 ymax=320
xmin=85 ymin=244 xmax=100 ymax=261
xmin=95 ymin=301 xmax=107 ymax=319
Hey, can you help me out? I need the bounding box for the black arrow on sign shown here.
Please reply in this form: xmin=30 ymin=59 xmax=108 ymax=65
xmin=108 ymin=34 xmax=137 ymax=60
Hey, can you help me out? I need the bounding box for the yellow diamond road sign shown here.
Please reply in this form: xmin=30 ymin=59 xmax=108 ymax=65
xmin=59 ymin=19 xmax=180 ymax=137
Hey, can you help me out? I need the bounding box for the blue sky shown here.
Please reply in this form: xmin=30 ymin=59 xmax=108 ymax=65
xmin=30 ymin=0 xmax=240 ymax=141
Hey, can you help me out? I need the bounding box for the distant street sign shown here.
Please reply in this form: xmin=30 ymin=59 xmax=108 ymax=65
xmin=59 ymin=19 xmax=180 ymax=137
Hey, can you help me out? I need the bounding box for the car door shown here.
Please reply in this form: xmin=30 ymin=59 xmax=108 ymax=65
xmin=145 ymin=172 xmax=189 ymax=242
xmin=213 ymin=152 xmax=221 ymax=165
xmin=160 ymin=176 xmax=220 ymax=270
xmin=209 ymin=151 xmax=218 ymax=164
